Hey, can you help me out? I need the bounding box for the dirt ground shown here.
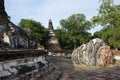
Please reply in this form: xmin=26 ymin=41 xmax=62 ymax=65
xmin=47 ymin=56 xmax=120 ymax=80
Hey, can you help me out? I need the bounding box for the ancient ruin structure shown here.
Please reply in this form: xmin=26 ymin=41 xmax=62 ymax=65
xmin=0 ymin=0 xmax=62 ymax=79
xmin=0 ymin=0 xmax=38 ymax=49
xmin=0 ymin=0 xmax=9 ymax=25
xmin=71 ymin=38 xmax=115 ymax=68
xmin=46 ymin=19 xmax=61 ymax=50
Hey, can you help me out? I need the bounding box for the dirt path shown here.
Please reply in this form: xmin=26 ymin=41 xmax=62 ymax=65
xmin=48 ymin=56 xmax=120 ymax=80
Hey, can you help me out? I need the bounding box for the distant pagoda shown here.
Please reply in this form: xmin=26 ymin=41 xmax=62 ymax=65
xmin=46 ymin=19 xmax=61 ymax=50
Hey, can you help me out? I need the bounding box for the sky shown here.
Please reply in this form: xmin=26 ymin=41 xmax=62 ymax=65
xmin=5 ymin=0 xmax=120 ymax=34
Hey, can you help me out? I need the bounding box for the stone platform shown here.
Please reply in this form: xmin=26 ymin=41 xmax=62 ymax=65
xmin=0 ymin=50 xmax=62 ymax=80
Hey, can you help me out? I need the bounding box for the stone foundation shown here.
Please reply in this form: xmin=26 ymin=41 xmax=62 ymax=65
xmin=0 ymin=56 xmax=55 ymax=80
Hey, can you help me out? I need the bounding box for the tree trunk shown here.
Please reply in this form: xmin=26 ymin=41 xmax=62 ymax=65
xmin=0 ymin=0 xmax=9 ymax=25
xmin=73 ymin=39 xmax=76 ymax=49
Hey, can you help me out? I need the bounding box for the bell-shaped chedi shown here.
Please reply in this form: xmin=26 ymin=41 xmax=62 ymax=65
xmin=0 ymin=0 xmax=9 ymax=24
xmin=71 ymin=38 xmax=115 ymax=68
xmin=46 ymin=19 xmax=61 ymax=50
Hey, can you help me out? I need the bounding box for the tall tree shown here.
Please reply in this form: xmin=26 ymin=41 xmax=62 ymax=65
xmin=55 ymin=28 xmax=72 ymax=49
xmin=116 ymin=4 xmax=120 ymax=10
xmin=92 ymin=0 xmax=120 ymax=49
xmin=59 ymin=13 xmax=92 ymax=49
xmin=19 ymin=19 xmax=48 ymax=46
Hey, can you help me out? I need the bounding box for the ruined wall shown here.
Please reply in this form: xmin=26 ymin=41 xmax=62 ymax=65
xmin=0 ymin=0 xmax=38 ymax=50
xmin=0 ymin=55 xmax=56 ymax=80
xmin=0 ymin=0 xmax=9 ymax=25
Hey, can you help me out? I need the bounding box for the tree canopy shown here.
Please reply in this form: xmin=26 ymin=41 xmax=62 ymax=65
xmin=19 ymin=19 xmax=48 ymax=46
xmin=55 ymin=13 xmax=92 ymax=49
xmin=92 ymin=0 xmax=120 ymax=49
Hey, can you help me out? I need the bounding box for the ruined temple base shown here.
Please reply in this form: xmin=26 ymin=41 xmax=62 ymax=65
xmin=30 ymin=64 xmax=62 ymax=80
xmin=0 ymin=55 xmax=62 ymax=80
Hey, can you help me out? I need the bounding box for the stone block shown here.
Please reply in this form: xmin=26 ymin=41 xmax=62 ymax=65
xmin=0 ymin=63 xmax=3 ymax=71
xmin=71 ymin=38 xmax=114 ymax=67
xmin=0 ymin=71 xmax=11 ymax=77
xmin=3 ymin=60 xmax=17 ymax=69
xmin=33 ymin=57 xmax=38 ymax=62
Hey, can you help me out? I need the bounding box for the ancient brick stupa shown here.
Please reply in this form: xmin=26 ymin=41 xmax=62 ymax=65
xmin=46 ymin=19 xmax=61 ymax=50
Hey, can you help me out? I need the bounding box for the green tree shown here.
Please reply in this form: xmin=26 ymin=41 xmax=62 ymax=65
xmin=92 ymin=0 xmax=120 ymax=49
xmin=19 ymin=19 xmax=48 ymax=46
xmin=115 ymin=4 xmax=120 ymax=11
xmin=55 ymin=29 xmax=71 ymax=49
xmin=59 ymin=13 xmax=92 ymax=49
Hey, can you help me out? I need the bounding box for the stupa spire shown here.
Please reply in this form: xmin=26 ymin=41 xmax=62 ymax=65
xmin=46 ymin=19 xmax=61 ymax=50
xmin=48 ymin=19 xmax=54 ymax=30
